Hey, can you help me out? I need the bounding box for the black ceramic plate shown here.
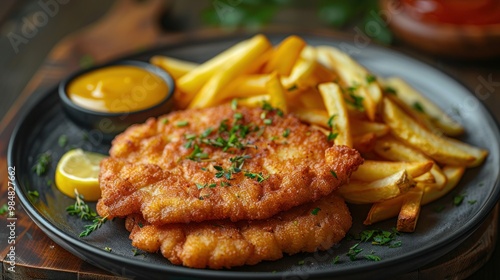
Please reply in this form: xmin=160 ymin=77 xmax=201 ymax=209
xmin=9 ymin=34 xmax=500 ymax=280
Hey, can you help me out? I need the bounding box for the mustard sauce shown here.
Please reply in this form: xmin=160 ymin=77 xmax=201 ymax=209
xmin=67 ymin=65 xmax=169 ymax=113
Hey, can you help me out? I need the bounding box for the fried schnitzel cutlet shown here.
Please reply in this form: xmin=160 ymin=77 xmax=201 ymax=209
xmin=125 ymin=193 xmax=351 ymax=269
xmin=97 ymin=104 xmax=363 ymax=224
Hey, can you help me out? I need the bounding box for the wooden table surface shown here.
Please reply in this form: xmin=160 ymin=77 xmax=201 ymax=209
xmin=1 ymin=1 xmax=500 ymax=279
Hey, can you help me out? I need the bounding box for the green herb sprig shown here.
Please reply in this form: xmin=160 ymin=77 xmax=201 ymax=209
xmin=66 ymin=190 xmax=108 ymax=237
xmin=66 ymin=191 xmax=97 ymax=221
xmin=33 ymin=152 xmax=52 ymax=176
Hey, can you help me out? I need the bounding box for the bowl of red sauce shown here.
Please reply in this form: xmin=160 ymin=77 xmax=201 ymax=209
xmin=381 ymin=0 xmax=500 ymax=58
xmin=59 ymin=60 xmax=175 ymax=139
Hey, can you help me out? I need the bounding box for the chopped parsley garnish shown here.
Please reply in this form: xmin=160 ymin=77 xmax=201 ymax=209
xmin=262 ymin=101 xmax=284 ymax=117
xmin=283 ymin=128 xmax=290 ymax=138
xmin=343 ymin=86 xmax=364 ymax=111
xmin=213 ymin=155 xmax=251 ymax=180
xmin=343 ymin=229 xmax=402 ymax=262
xmin=33 ymin=152 xmax=51 ymax=176
xmin=356 ymin=228 xmax=400 ymax=246
xmin=186 ymin=145 xmax=209 ymax=161
xmin=104 ymin=247 xmax=112 ymax=252
xmin=28 ymin=190 xmax=39 ymax=199
xmin=175 ymin=120 xmax=189 ymax=127
xmin=366 ymin=74 xmax=377 ymax=84
xmin=330 ymin=170 xmax=338 ymax=179
xmin=196 ymin=183 xmax=207 ymax=189
xmin=244 ymin=171 xmax=269 ymax=183
xmin=288 ymin=84 xmax=298 ymax=91
xmin=0 ymin=204 xmax=8 ymax=215
xmin=328 ymin=132 xmax=338 ymax=141
xmin=453 ymin=194 xmax=465 ymax=206
xmin=365 ymin=254 xmax=381 ymax=261
xmin=234 ymin=112 xmax=243 ymax=120
xmin=346 ymin=243 xmax=363 ymax=261
xmin=311 ymin=207 xmax=321 ymax=215
xmin=332 ymin=256 xmax=340 ymax=264
xmin=58 ymin=135 xmax=68 ymax=147
xmin=389 ymin=241 xmax=402 ymax=248
xmin=196 ymin=182 xmax=218 ymax=189
xmin=327 ymin=114 xmax=337 ymax=128
xmin=297 ymin=260 xmax=305 ymax=265
xmin=263 ymin=119 xmax=273 ymax=125
xmin=468 ymin=200 xmax=477 ymax=205
xmin=412 ymin=101 xmax=425 ymax=113
xmin=132 ymin=249 xmax=145 ymax=257
xmin=384 ymin=86 xmax=397 ymax=95
xmin=327 ymin=115 xmax=339 ymax=142
xmin=161 ymin=118 xmax=169 ymax=124
xmin=199 ymin=194 xmax=211 ymax=200
xmin=231 ymin=99 xmax=238 ymax=110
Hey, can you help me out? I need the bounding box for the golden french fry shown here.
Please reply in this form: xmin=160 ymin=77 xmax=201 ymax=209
xmin=414 ymin=172 xmax=436 ymax=184
xmin=352 ymin=133 xmax=377 ymax=153
xmin=385 ymin=94 xmax=443 ymax=136
xmin=188 ymin=36 xmax=272 ymax=108
xmin=397 ymin=185 xmax=424 ymax=232
xmin=266 ymin=72 xmax=288 ymax=114
xmin=281 ymin=58 xmax=316 ymax=91
xmin=318 ymin=82 xmax=352 ymax=147
xmin=381 ymin=77 xmax=464 ymax=136
xmin=300 ymin=45 xmax=316 ymax=61
xmin=339 ymin=170 xmax=415 ymax=204
xmin=295 ymin=87 xmax=326 ymax=110
xmin=237 ymin=95 xmax=270 ymax=108
xmin=351 ymin=160 xmax=433 ymax=181
xmin=350 ymin=119 xmax=389 ymax=137
xmin=364 ymin=195 xmax=403 ymax=225
xmin=422 ymin=166 xmax=466 ymax=205
xmin=364 ymin=182 xmax=426 ymax=226
xmin=178 ymin=34 xmax=271 ymax=107
xmin=382 ymin=98 xmax=488 ymax=167
xmin=219 ymin=74 xmax=271 ymax=102
xmin=263 ymin=35 xmax=306 ymax=76
xmin=292 ymin=108 xmax=329 ymax=127
xmin=373 ymin=136 xmax=447 ymax=190
xmin=315 ymin=45 xmax=381 ymax=121
xmin=149 ymin=55 xmax=198 ymax=80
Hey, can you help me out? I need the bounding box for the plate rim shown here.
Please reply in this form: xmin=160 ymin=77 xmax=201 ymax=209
xmin=8 ymin=32 xmax=500 ymax=279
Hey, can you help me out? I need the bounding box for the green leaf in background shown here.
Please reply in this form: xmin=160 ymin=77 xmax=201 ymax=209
xmin=202 ymin=0 xmax=288 ymax=29
xmin=201 ymin=0 xmax=393 ymax=45
xmin=318 ymin=0 xmax=360 ymax=27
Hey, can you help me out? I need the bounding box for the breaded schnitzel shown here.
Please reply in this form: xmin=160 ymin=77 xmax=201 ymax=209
xmin=97 ymin=103 xmax=363 ymax=224
xmin=125 ymin=193 xmax=351 ymax=269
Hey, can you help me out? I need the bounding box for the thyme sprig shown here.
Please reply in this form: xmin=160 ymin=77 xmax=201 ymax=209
xmin=66 ymin=190 xmax=97 ymax=221
xmin=66 ymin=189 xmax=108 ymax=237
xmin=80 ymin=216 xmax=108 ymax=237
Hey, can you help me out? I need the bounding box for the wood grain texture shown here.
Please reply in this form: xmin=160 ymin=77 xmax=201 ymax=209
xmin=1 ymin=0 xmax=499 ymax=279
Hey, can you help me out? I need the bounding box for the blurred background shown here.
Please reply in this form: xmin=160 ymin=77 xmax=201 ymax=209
xmin=0 ymin=1 xmax=499 ymax=279
xmin=1 ymin=0 xmax=499 ymax=123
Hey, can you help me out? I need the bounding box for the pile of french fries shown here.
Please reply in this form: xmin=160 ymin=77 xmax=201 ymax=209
xmin=150 ymin=34 xmax=488 ymax=232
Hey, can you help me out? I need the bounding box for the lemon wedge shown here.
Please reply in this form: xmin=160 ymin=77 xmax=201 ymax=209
xmin=55 ymin=149 xmax=106 ymax=201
